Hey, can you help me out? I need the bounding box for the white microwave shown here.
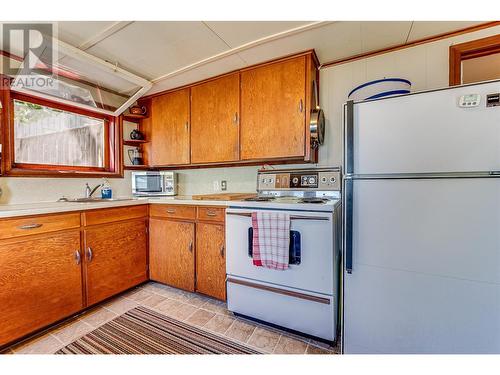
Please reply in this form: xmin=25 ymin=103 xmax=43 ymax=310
xmin=131 ymin=171 xmax=177 ymax=196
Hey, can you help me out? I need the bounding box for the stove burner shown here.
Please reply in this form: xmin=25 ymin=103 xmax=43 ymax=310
xmin=244 ymin=196 xmax=276 ymax=202
xmin=299 ymin=197 xmax=329 ymax=204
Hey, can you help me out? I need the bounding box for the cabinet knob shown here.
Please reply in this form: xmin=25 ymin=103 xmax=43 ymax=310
xmin=166 ymin=209 xmax=176 ymax=214
xmin=188 ymin=241 xmax=193 ymax=253
xmin=233 ymin=112 xmax=238 ymax=125
xmin=75 ymin=249 xmax=81 ymax=265
xmin=86 ymin=247 xmax=93 ymax=262
xmin=298 ymin=99 xmax=304 ymax=113
xmin=220 ymin=245 xmax=225 ymax=258
xmin=206 ymin=210 xmax=217 ymax=217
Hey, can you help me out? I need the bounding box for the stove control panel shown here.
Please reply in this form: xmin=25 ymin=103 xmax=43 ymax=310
xmin=257 ymin=169 xmax=341 ymax=191
xmin=258 ymin=174 xmax=277 ymax=190
xmin=291 ymin=174 xmax=318 ymax=188
xmin=318 ymin=171 xmax=340 ymax=190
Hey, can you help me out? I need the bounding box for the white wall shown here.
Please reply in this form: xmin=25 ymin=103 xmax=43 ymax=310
xmin=318 ymin=25 xmax=500 ymax=167
xmin=1 ymin=25 xmax=499 ymax=204
xmin=0 ymin=171 xmax=134 ymax=204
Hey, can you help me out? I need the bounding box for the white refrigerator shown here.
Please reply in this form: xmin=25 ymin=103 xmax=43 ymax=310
xmin=342 ymin=80 xmax=500 ymax=354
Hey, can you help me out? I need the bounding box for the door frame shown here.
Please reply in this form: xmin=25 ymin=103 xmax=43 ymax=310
xmin=449 ymin=34 xmax=500 ymax=85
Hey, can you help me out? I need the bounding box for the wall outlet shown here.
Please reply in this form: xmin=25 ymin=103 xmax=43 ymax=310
xmin=213 ymin=181 xmax=220 ymax=192
xmin=221 ymin=180 xmax=227 ymax=191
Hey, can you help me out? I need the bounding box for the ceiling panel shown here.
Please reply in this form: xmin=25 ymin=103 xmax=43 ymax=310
xmin=86 ymin=21 xmax=231 ymax=80
xmin=360 ymin=21 xmax=411 ymax=52
xmin=46 ymin=20 xmax=493 ymax=97
xmin=204 ymin=21 xmax=311 ymax=48
xmin=408 ymin=21 xmax=484 ymax=42
xmin=56 ymin=21 xmax=117 ymax=47
xmin=147 ymin=54 xmax=247 ymax=95
xmin=236 ymin=22 xmax=362 ymax=65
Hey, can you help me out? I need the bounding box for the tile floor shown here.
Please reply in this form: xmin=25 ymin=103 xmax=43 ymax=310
xmin=3 ymin=282 xmax=339 ymax=355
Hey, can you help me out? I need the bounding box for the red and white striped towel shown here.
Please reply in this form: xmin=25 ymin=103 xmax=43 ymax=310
xmin=251 ymin=212 xmax=290 ymax=270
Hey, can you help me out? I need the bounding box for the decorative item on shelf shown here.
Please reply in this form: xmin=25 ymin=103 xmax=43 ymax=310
xmin=348 ymin=78 xmax=412 ymax=101
xmin=129 ymin=104 xmax=147 ymax=116
xmin=130 ymin=128 xmax=144 ymax=140
xmin=128 ymin=147 xmax=144 ymax=166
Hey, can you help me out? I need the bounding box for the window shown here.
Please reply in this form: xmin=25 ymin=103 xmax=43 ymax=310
xmin=449 ymin=34 xmax=500 ymax=85
xmin=2 ymin=91 xmax=122 ymax=177
xmin=14 ymin=99 xmax=106 ymax=167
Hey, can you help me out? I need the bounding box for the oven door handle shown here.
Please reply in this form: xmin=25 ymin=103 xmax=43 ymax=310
xmin=344 ymin=178 xmax=353 ymax=274
xmin=227 ymin=277 xmax=330 ymax=305
xmin=226 ymin=212 xmax=330 ymax=221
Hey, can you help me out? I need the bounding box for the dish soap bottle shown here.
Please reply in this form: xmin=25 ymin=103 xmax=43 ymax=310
xmin=101 ymin=179 xmax=112 ymax=199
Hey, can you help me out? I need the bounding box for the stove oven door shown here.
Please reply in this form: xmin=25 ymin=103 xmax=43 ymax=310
xmin=225 ymin=207 xmax=335 ymax=295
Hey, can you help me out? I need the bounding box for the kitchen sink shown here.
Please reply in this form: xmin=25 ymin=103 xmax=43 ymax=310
xmin=58 ymin=197 xmax=136 ymax=203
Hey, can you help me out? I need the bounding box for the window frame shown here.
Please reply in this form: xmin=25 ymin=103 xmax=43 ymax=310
xmin=449 ymin=34 xmax=500 ymax=86
xmin=1 ymin=87 xmax=123 ymax=178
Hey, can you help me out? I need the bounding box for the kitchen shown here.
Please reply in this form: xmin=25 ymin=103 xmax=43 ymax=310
xmin=1 ymin=1 xmax=500 ymax=373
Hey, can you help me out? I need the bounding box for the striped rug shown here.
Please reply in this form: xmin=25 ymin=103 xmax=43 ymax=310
xmin=57 ymin=306 xmax=260 ymax=354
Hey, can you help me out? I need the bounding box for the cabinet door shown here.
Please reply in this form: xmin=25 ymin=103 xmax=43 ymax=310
xmin=0 ymin=231 xmax=83 ymax=346
xmin=146 ymin=88 xmax=190 ymax=166
xmin=85 ymin=219 xmax=148 ymax=306
xmin=191 ymin=73 xmax=240 ymax=163
xmin=240 ymin=56 xmax=306 ymax=160
xmin=196 ymin=222 xmax=226 ymax=300
xmin=149 ymin=218 xmax=195 ymax=291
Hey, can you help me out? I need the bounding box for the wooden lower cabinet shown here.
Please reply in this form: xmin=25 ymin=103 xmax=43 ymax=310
xmin=149 ymin=218 xmax=195 ymax=292
xmin=149 ymin=205 xmax=227 ymax=300
xmin=0 ymin=230 xmax=83 ymax=347
xmin=195 ymin=222 xmax=226 ymax=300
xmin=0 ymin=203 xmax=229 ymax=347
xmin=84 ymin=219 xmax=148 ymax=306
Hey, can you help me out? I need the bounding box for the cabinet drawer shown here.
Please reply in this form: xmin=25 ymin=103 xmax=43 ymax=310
xmin=84 ymin=205 xmax=148 ymax=226
xmin=0 ymin=212 xmax=81 ymax=240
xmin=197 ymin=207 xmax=225 ymax=222
xmin=150 ymin=204 xmax=196 ymax=220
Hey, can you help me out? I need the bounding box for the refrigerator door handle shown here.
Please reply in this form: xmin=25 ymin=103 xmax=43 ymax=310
xmin=344 ymin=178 xmax=354 ymax=273
xmin=344 ymin=100 xmax=354 ymax=175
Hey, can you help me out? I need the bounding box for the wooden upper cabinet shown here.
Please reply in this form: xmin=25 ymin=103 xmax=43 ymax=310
xmin=140 ymin=51 xmax=318 ymax=167
xmin=0 ymin=231 xmax=83 ymax=346
xmin=240 ymin=56 xmax=307 ymax=160
xmin=84 ymin=219 xmax=148 ymax=306
xmin=190 ymin=73 xmax=240 ymax=164
xmin=144 ymin=88 xmax=190 ymax=166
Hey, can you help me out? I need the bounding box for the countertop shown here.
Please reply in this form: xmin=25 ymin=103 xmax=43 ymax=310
xmin=0 ymin=194 xmax=341 ymax=219
xmin=0 ymin=196 xmax=233 ymax=219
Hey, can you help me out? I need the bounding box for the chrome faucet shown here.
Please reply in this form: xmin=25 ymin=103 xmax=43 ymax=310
xmin=85 ymin=183 xmax=103 ymax=198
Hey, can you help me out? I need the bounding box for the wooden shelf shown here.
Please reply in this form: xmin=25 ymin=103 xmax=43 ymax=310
xmin=123 ymin=114 xmax=147 ymax=122
xmin=123 ymin=140 xmax=148 ymax=146
xmin=124 ymin=165 xmax=152 ymax=170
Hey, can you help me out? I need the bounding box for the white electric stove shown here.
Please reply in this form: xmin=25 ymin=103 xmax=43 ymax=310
xmin=225 ymin=167 xmax=342 ymax=343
